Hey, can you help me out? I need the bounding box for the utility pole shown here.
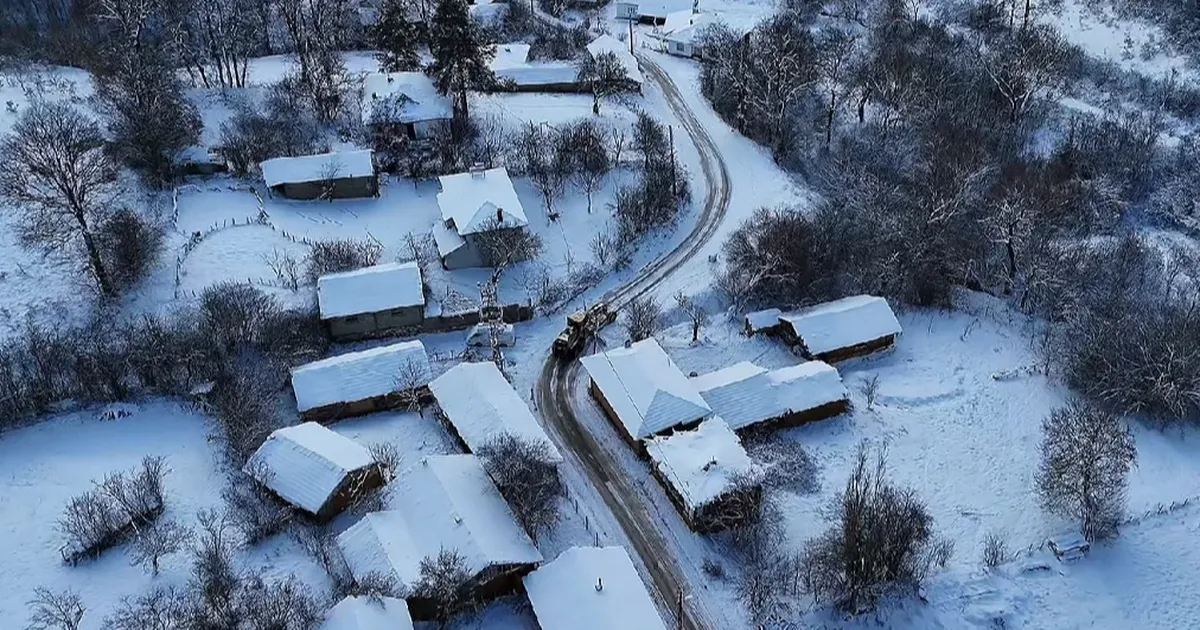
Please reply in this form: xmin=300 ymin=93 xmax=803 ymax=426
xmin=676 ymin=590 xmax=685 ymax=630
xmin=669 ymin=124 xmax=677 ymax=197
xmin=629 ymin=18 xmax=635 ymax=55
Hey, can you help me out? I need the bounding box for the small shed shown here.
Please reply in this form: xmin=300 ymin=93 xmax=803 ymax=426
xmin=317 ymin=262 xmax=426 ymax=341
xmin=743 ymin=308 xmax=782 ymax=336
xmin=244 ymin=422 xmax=383 ymax=521
xmin=291 ymin=340 xmax=432 ymax=422
xmin=320 ymin=595 xmax=414 ymax=630
xmin=174 ymin=146 xmax=228 ymax=176
xmin=778 ymin=295 xmax=902 ymax=362
xmin=434 ymin=166 xmax=529 ymax=269
xmin=362 ymin=72 xmax=453 ymax=140
xmin=645 ymin=417 xmax=762 ymax=532
xmin=693 ymin=361 xmax=850 ymax=431
xmin=523 ymin=547 xmax=668 ymax=630
xmin=261 ymin=150 xmax=378 ymax=200
xmin=1048 ymin=534 xmax=1090 ymax=562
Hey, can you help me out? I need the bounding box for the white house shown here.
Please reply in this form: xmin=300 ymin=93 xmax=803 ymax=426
xmin=432 ymin=166 xmax=529 ymax=269
xmin=244 ymin=422 xmax=383 ymax=521
xmin=428 ymin=361 xmax=562 ymax=461
xmin=580 ymin=338 xmax=712 ymax=446
xmin=644 ymin=417 xmax=759 ymax=530
xmin=319 ymin=595 xmax=414 ymax=630
xmin=523 ymin=547 xmax=668 ymax=630
xmin=317 ymin=262 xmax=426 ymax=340
xmin=290 ymin=340 xmax=432 ymax=422
xmin=614 ymin=1 xmax=639 ymax=20
xmin=361 ymin=72 xmax=453 ymax=139
xmin=777 ymin=295 xmax=902 ymax=362
xmin=260 ymin=150 xmax=377 ymax=200
xmin=490 ymin=43 xmax=582 ymax=92
xmin=692 ymin=361 xmax=850 ymax=431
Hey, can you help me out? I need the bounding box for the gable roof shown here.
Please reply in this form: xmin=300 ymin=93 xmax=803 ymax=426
xmin=336 ymin=454 xmax=542 ymax=588
xmin=291 ymin=340 xmax=431 ymax=413
xmin=436 ymin=167 xmax=528 ymax=235
xmin=778 ymin=295 xmax=902 ymax=356
xmin=580 ymin=338 xmax=711 ymax=440
xmin=428 ymin=362 xmax=562 ymax=462
xmin=523 ymin=547 xmax=668 ymax=630
xmin=688 ymin=361 xmax=766 ymax=393
xmin=244 ymin=422 xmax=375 ymax=515
xmin=261 ymin=150 xmax=374 ymax=187
xmin=320 ymin=596 xmax=414 ymax=630
xmin=362 ymin=72 xmax=453 ymax=125
xmin=586 ymin=35 xmax=645 ymax=85
xmin=317 ymin=261 xmax=425 ymax=320
xmin=645 ymin=417 xmax=755 ymax=510
xmin=696 ymin=361 xmax=848 ymax=431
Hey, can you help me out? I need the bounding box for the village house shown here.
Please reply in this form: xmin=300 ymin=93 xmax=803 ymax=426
xmin=260 ymin=150 xmax=378 ymax=200
xmin=361 ymin=72 xmax=453 ymax=140
xmin=244 ymin=422 xmax=383 ymax=522
xmin=320 ymin=595 xmax=414 ymax=630
xmin=523 ymin=546 xmax=668 ymax=630
xmin=291 ymin=340 xmax=432 ymax=423
xmin=173 ymin=145 xmax=227 ymax=176
xmin=586 ymin=34 xmax=645 ymax=91
xmin=778 ymin=295 xmax=903 ymax=362
xmin=614 ymin=0 xmax=639 ymax=20
xmin=432 ymin=166 xmax=530 ymax=269
xmin=336 ymin=454 xmax=543 ymax=620
xmin=743 ymin=307 xmax=782 ymax=336
xmin=580 ymin=338 xmax=712 ymax=448
xmin=645 ymin=417 xmax=762 ymax=532
xmin=489 ymin=43 xmax=584 ymax=93
xmin=428 ymin=361 xmax=562 ymax=461
xmin=317 ymin=261 xmax=426 ymax=341
xmin=692 ymin=360 xmax=850 ymax=431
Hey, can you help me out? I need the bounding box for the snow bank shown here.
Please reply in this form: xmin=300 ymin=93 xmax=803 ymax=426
xmin=244 ymin=422 xmax=375 ymax=515
xmin=645 ymin=417 xmax=754 ymax=509
xmin=261 ymin=150 xmax=374 ymax=187
xmin=290 ymin=340 xmax=431 ymax=413
xmin=523 ymin=546 xmax=668 ymax=630
xmin=317 ymin=261 xmax=425 ymax=319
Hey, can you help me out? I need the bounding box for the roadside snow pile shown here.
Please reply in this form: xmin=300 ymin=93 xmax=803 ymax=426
xmin=523 ymin=546 xmax=668 ymax=630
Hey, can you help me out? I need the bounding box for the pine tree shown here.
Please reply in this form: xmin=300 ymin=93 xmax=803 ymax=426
xmin=373 ymin=0 xmax=422 ymax=72
xmin=426 ymin=0 xmax=495 ymax=124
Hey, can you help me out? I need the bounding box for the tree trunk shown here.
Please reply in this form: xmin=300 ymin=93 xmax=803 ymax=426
xmin=826 ymin=91 xmax=836 ymax=146
xmin=692 ymin=321 xmax=699 ymax=342
xmin=81 ymin=228 xmax=115 ymax=297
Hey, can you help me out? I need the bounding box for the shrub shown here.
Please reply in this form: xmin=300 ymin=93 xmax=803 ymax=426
xmin=97 ymin=208 xmax=163 ymax=293
xmin=621 ymin=295 xmax=662 ymax=343
xmin=200 ymin=282 xmax=280 ymax=352
xmin=58 ymin=456 xmax=169 ymax=561
xmin=981 ymin=531 xmax=1009 ymax=569
xmin=223 ymin=465 xmax=293 ymax=545
xmin=305 ymin=238 xmax=383 ymax=282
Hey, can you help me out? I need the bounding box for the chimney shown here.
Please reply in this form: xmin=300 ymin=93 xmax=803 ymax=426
xmin=496 ymin=207 xmax=504 ymax=223
xmin=595 ymin=577 xmax=603 ymax=592
xmin=469 ymin=162 xmax=486 ymax=178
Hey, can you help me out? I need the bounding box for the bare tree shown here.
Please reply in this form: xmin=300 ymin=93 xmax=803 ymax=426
xmin=0 ymin=101 xmax=119 ymax=296
xmin=305 ymin=237 xmax=384 ymax=282
xmin=609 ymin=125 xmax=627 ymax=165
xmin=978 ymin=25 xmax=1070 ymax=124
xmin=621 ymin=295 xmax=662 ymax=342
xmin=264 ymin=249 xmax=302 ymax=291
xmin=857 ymin=374 xmax=880 ymax=410
xmin=727 ymin=496 xmax=792 ymax=623
xmin=981 ymin=531 xmax=1009 ymax=569
xmin=106 ymin=586 xmax=186 ymax=630
xmin=815 ymin=27 xmax=858 ymax=146
xmin=368 ymin=442 xmax=402 ymax=480
xmin=394 ymin=358 xmax=430 ymax=412
xmin=25 ymin=587 xmax=85 ymax=630
xmin=222 ymin=464 xmax=293 ymax=545
xmin=472 ymin=217 xmax=544 ymax=275
xmin=412 ymin=548 xmax=478 ymax=628
xmin=571 ymin=120 xmax=611 ymax=213
xmin=478 ymin=433 xmax=564 ymax=542
xmin=577 ymin=50 xmax=631 ymax=115
xmin=1037 ymin=400 xmax=1137 ymax=542
xmin=131 ymin=518 xmax=193 ymax=576
xmin=673 ymin=291 xmax=709 ymax=342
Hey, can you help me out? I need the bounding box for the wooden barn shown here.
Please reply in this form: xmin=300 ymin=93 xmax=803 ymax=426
xmin=261 ymin=150 xmax=378 ymax=200
xmin=778 ymin=295 xmax=902 ymax=363
xmin=523 ymin=547 xmax=668 ymax=630
xmin=291 ymin=340 xmax=432 ymax=423
xmin=691 ymin=360 xmax=850 ymax=432
xmin=317 ymin=261 xmax=426 ymax=341
xmin=361 ymin=72 xmax=453 ymax=140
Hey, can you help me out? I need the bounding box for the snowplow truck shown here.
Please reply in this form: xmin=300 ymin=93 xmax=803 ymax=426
xmin=553 ymin=303 xmax=615 ymax=359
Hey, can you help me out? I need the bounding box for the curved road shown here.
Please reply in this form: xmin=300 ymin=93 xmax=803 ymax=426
xmin=535 ymin=55 xmax=731 ymax=630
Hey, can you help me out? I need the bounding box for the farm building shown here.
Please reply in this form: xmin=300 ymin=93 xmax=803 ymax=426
xmin=778 ymin=295 xmax=902 ymax=362
xmin=645 ymin=417 xmax=762 ymax=532
xmin=260 ymin=150 xmax=378 ymax=200
xmin=317 ymin=261 xmax=426 ymax=340
xmin=489 ymin=43 xmax=583 ymax=92
xmin=586 ymin=34 xmax=644 ymax=89
xmin=361 ymin=72 xmax=453 ymax=139
xmin=244 ymin=422 xmax=383 ymax=521
xmin=173 ymin=145 xmax=227 ymax=176
xmin=320 ymin=595 xmax=414 ymax=630
xmin=432 ymin=167 xmax=530 ymax=269
xmin=743 ymin=308 xmax=782 ymax=336
xmin=336 ymin=454 xmax=543 ymax=619
xmin=523 ymin=546 xmax=668 ymax=630
xmin=580 ymin=338 xmax=712 ymax=447
xmin=291 ymin=340 xmax=432 ymax=422
xmin=428 ymin=362 xmax=562 ymax=460
xmin=692 ymin=361 xmax=850 ymax=431
xmin=614 ymin=1 xmax=639 ymax=20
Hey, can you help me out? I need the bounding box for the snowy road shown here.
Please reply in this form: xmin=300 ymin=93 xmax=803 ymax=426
xmin=534 ymin=54 xmax=732 ymax=630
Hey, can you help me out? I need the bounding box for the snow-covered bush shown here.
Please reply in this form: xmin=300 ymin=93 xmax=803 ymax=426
xmin=304 ymin=237 xmax=383 ymax=282
xmin=621 ymin=295 xmax=662 ymax=343
xmin=58 ymin=456 xmax=169 ymax=562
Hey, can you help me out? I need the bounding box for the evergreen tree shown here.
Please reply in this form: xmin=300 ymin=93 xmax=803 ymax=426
xmin=372 ymin=0 xmax=422 ymax=72
xmin=426 ymin=0 xmax=495 ymax=123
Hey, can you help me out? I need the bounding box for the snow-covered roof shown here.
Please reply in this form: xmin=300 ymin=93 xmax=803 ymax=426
xmin=362 ymin=72 xmax=453 ymax=125
xmin=523 ymin=547 xmax=667 ymax=630
xmin=663 ymin=11 xmax=721 ymax=44
xmin=437 ymin=167 xmax=528 ymax=235
xmin=317 ymin=261 xmax=424 ymax=320
xmin=493 ymin=43 xmax=532 ymax=66
xmin=428 ymin=362 xmax=562 ymax=462
xmin=320 ymin=596 xmax=414 ymax=630
xmin=697 ymin=361 xmax=847 ymax=431
xmin=689 ymin=361 xmax=766 ymax=393
xmin=175 ymin=145 xmax=221 ymax=165
xmin=261 ymin=150 xmax=374 ymax=187
xmin=580 ymin=338 xmax=711 ymax=440
xmin=491 ymin=43 xmax=580 ymax=87
xmin=291 ymin=340 xmax=431 ymax=413
xmin=778 ymin=295 xmax=902 ymax=356
xmin=586 ymin=35 xmax=645 ymax=85
xmin=645 ymin=417 xmax=754 ymax=510
xmin=245 ymin=422 xmax=375 ymax=515
xmin=744 ymin=308 xmax=782 ymax=333
xmin=431 ymin=219 xmax=468 ymax=257
xmin=336 ymin=455 xmax=542 ymax=587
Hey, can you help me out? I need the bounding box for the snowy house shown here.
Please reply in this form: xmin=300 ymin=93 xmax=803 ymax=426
xmin=580 ymin=338 xmax=712 ymax=447
xmin=320 ymin=595 xmax=414 ymax=630
xmin=692 ymin=361 xmax=850 ymax=431
xmin=490 ymin=43 xmax=584 ymax=92
xmin=173 ymin=145 xmax=227 ymax=176
xmin=336 ymin=455 xmax=543 ymax=619
xmin=645 ymin=417 xmax=761 ymax=532
xmin=244 ymin=422 xmax=383 ymax=521
xmin=523 ymin=547 xmax=668 ymax=630
xmin=586 ymin=34 xmax=644 ymax=88
xmin=432 ymin=166 xmax=530 ymax=269
xmin=662 ymin=11 xmax=717 ymax=58
xmin=428 ymin=362 xmax=562 ymax=461
xmin=743 ymin=308 xmax=782 ymax=336
xmin=260 ymin=150 xmax=378 ymax=200
xmin=291 ymin=340 xmax=432 ymax=422
xmin=317 ymin=262 xmax=426 ymax=341
xmin=777 ymin=295 xmax=902 ymax=362
xmin=614 ymin=1 xmax=639 ymax=20
xmin=361 ymin=72 xmax=453 ymax=139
